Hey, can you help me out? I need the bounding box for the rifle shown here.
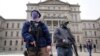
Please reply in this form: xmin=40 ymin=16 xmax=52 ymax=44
xmin=67 ymin=28 xmax=79 ymax=56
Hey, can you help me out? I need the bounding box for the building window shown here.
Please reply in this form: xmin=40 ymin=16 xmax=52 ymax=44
xmin=10 ymin=40 xmax=12 ymax=46
xmin=12 ymin=23 xmax=14 ymax=28
xmin=94 ymin=31 xmax=96 ymax=36
xmin=5 ymin=31 xmax=8 ymax=37
xmin=91 ymin=39 xmax=93 ymax=42
xmin=93 ymin=24 xmax=95 ymax=28
xmin=48 ymin=7 xmax=50 ymax=9
xmin=31 ymin=7 xmax=33 ymax=9
xmin=58 ymin=7 xmax=61 ymax=10
xmin=85 ymin=31 xmax=87 ymax=36
xmin=74 ymin=8 xmax=76 ymax=11
xmin=4 ymin=40 xmax=6 ymax=46
xmin=15 ymin=40 xmax=18 ymax=45
xmin=6 ymin=23 xmax=9 ymax=28
xmin=47 ymin=21 xmax=51 ymax=26
xmin=21 ymin=48 xmax=23 ymax=51
xmin=11 ymin=31 xmax=13 ymax=37
xmin=95 ymin=39 xmax=98 ymax=44
xmin=53 ymin=21 xmax=58 ymax=26
xmin=75 ymin=14 xmax=77 ymax=19
xmin=3 ymin=48 xmax=5 ymax=51
xmin=90 ymin=31 xmax=92 ymax=36
xmin=16 ymin=31 xmax=19 ymax=36
xmin=99 ymin=25 xmax=100 ymax=28
xmin=88 ymin=23 xmax=90 ymax=29
xmin=9 ymin=48 xmax=11 ymax=51
xmin=53 ymin=7 xmax=55 ymax=10
xmin=17 ymin=23 xmax=20 ymax=28
xmin=15 ymin=48 xmax=17 ymax=51
xmin=84 ymin=23 xmax=86 ymax=28
xmin=71 ymin=14 xmax=73 ymax=20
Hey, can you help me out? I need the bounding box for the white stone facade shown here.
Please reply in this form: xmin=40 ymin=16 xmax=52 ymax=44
xmin=0 ymin=0 xmax=100 ymax=51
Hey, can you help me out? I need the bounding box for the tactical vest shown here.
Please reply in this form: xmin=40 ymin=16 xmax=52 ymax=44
xmin=29 ymin=21 xmax=44 ymax=40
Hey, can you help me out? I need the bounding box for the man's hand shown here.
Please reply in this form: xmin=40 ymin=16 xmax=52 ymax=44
xmin=30 ymin=41 xmax=36 ymax=47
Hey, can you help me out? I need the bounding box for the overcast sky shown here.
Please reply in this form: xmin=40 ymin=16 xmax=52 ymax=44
xmin=0 ymin=0 xmax=100 ymax=20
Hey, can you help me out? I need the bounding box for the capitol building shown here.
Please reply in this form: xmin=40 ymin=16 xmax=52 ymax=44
xmin=0 ymin=0 xmax=100 ymax=51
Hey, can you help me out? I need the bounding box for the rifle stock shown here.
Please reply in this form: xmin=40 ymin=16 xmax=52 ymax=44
xmin=73 ymin=43 xmax=79 ymax=56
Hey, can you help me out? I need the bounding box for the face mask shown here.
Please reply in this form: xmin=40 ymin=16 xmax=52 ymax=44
xmin=31 ymin=11 xmax=39 ymax=19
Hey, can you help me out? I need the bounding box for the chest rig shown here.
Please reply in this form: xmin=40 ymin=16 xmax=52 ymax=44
xmin=29 ymin=21 xmax=44 ymax=39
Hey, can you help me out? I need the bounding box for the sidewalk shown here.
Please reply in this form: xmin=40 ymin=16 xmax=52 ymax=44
xmin=0 ymin=46 xmax=100 ymax=56
xmin=0 ymin=51 xmax=100 ymax=56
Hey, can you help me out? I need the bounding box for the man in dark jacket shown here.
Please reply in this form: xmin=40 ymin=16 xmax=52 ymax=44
xmin=53 ymin=21 xmax=78 ymax=56
xmin=22 ymin=10 xmax=51 ymax=56
xmin=86 ymin=40 xmax=93 ymax=56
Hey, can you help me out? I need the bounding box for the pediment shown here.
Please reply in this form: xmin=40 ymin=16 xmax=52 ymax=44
xmin=39 ymin=0 xmax=70 ymax=5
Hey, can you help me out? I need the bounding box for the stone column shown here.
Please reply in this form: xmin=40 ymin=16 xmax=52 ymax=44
xmin=58 ymin=20 xmax=60 ymax=27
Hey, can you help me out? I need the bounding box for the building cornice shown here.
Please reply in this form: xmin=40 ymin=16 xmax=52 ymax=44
xmin=70 ymin=11 xmax=81 ymax=13
xmin=82 ymin=29 xmax=98 ymax=30
xmin=5 ymin=19 xmax=26 ymax=21
xmin=83 ymin=37 xmax=98 ymax=38
xmin=81 ymin=20 xmax=96 ymax=22
xmin=71 ymin=21 xmax=82 ymax=23
xmin=26 ymin=10 xmax=71 ymax=12
xmin=70 ymin=4 xmax=80 ymax=7
xmin=27 ymin=3 xmax=39 ymax=6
